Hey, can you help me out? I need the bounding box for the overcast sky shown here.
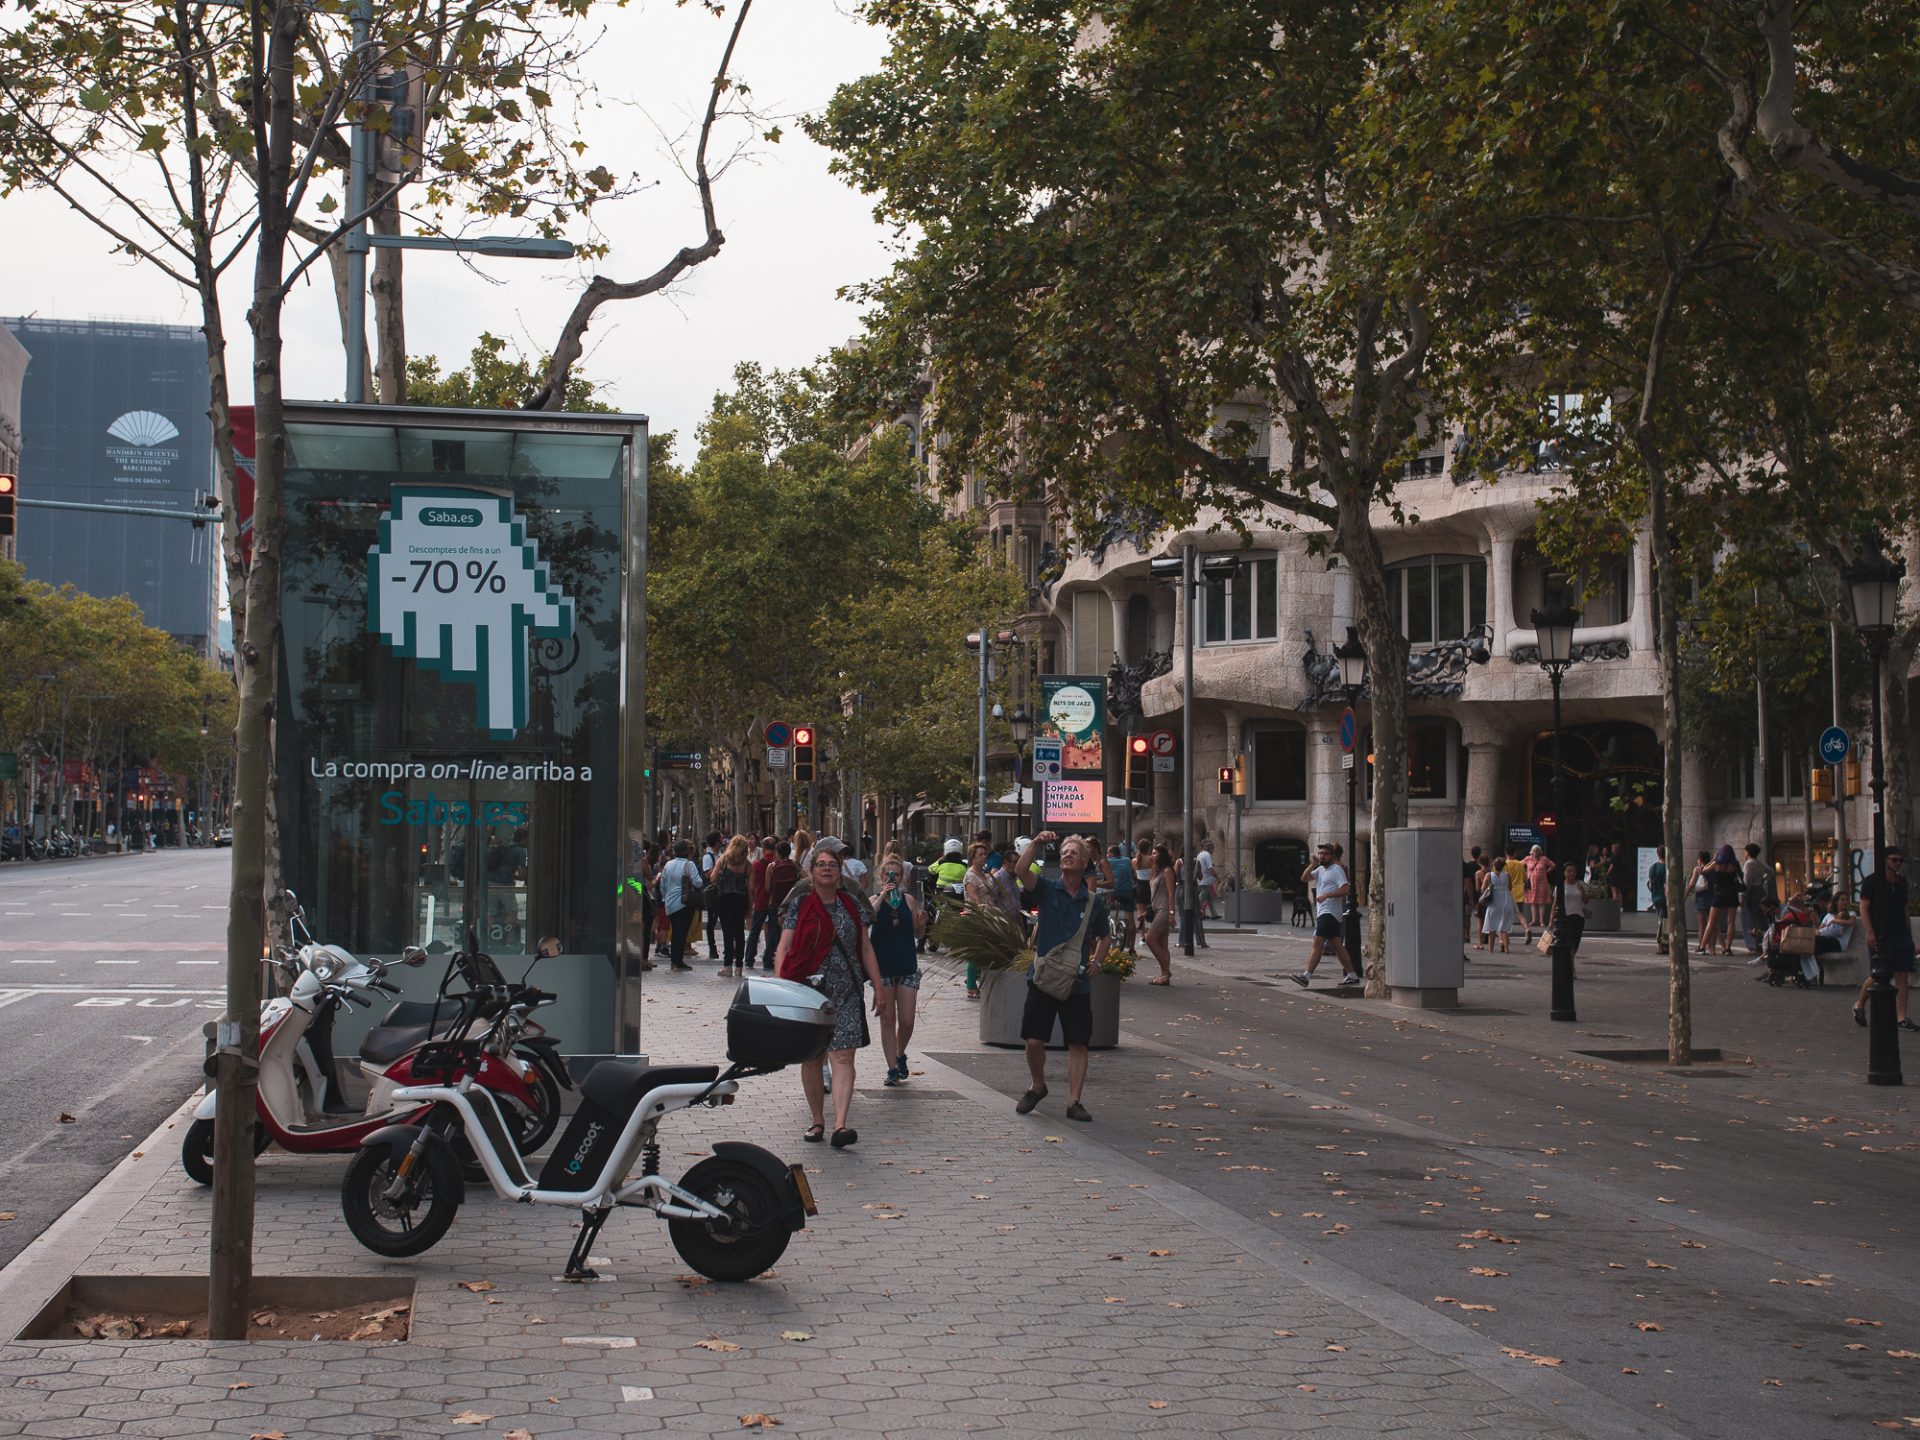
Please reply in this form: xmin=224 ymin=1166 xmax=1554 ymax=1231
xmin=0 ymin=0 xmax=896 ymax=446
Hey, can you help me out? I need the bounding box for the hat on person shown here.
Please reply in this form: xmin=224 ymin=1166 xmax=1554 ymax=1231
xmin=814 ymin=835 xmax=847 ymax=855
xmin=1014 ymin=836 xmax=1032 ymax=851
xmin=942 ymin=837 xmax=964 ymax=855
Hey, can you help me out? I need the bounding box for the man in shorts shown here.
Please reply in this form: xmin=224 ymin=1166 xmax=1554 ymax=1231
xmin=1293 ymin=841 xmax=1359 ymax=987
xmin=1013 ymin=830 xmax=1110 ymax=1122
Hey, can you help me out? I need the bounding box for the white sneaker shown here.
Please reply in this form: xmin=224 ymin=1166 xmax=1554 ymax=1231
xmin=1337 ymin=972 xmax=1363 ymax=987
xmin=1290 ymin=971 xmax=1311 ymax=988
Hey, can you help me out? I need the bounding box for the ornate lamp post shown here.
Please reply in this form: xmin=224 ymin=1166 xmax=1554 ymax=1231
xmin=1846 ymin=542 xmax=1905 ymax=1087
xmin=1334 ymin=627 xmax=1369 ymax=968
xmin=1010 ymin=703 xmax=1032 ymax=834
xmin=1531 ymin=603 xmax=1580 ymax=1022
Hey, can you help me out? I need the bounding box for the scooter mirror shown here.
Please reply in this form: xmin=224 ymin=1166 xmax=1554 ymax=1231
xmin=402 ymin=945 xmax=429 ymax=967
xmin=536 ymin=935 xmax=562 ymax=959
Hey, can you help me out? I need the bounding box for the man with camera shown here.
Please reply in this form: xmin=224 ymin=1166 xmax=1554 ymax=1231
xmin=1011 ymin=830 xmax=1112 ymax=1123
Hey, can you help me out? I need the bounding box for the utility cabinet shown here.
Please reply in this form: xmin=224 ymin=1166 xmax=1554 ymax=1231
xmin=1384 ymin=827 xmax=1465 ymax=1008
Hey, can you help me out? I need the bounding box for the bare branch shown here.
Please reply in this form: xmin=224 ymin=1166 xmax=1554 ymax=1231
xmin=527 ymin=0 xmax=755 ymax=410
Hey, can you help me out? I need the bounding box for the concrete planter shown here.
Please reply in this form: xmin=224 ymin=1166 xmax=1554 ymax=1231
xmin=978 ymin=969 xmax=1122 ymax=1049
xmin=1585 ymin=897 xmax=1622 ymax=932
xmin=1232 ymin=890 xmax=1290 ymax=925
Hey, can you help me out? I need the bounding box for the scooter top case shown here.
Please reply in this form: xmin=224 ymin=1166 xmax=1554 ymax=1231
xmin=725 ymin=976 xmax=836 ymax=1068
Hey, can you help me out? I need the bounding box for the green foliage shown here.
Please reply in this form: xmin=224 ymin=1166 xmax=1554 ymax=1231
xmin=406 ymin=332 xmax=617 ymax=413
xmin=0 ymin=558 xmax=234 ymax=819
xmin=927 ymin=901 xmax=1028 ymax=974
xmin=647 ymin=363 xmax=1024 ymax=809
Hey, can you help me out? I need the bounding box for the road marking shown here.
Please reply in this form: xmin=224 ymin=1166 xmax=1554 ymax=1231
xmin=0 ymin=942 xmax=219 ymax=952
xmin=124 ymin=1035 xmax=155 ymax=1043
xmin=0 ymin=991 xmax=35 ymax=1011
xmin=156 ymin=903 xmax=180 ymax=908
xmin=0 ymin=984 xmax=224 ymax=995
xmin=563 ymin=1336 xmax=637 ymax=1348
xmin=201 ymin=905 xmax=225 ymax=910
xmin=178 ymin=960 xmax=219 ymax=966
xmin=96 ymin=959 xmax=141 ymax=965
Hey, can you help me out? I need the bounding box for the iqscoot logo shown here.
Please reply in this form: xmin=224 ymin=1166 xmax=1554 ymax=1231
xmin=564 ymin=1120 xmax=604 ymax=1174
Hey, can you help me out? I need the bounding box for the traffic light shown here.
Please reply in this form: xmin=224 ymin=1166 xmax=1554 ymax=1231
xmin=1233 ymin=756 xmax=1246 ymax=798
xmin=1218 ymin=765 xmax=1234 ymax=795
xmin=1126 ymin=734 xmax=1150 ymax=792
xmin=1845 ymin=758 xmax=1862 ymax=798
xmin=1811 ymin=767 xmax=1832 ymax=803
xmin=0 ymin=474 xmax=15 ymax=539
xmin=793 ymin=724 xmax=816 ymax=782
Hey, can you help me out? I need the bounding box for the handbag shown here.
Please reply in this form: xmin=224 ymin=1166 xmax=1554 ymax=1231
xmin=1780 ymin=925 xmax=1818 ymax=956
xmin=1032 ymin=886 xmax=1097 ymax=1001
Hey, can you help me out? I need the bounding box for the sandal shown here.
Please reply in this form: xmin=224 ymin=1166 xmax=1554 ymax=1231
xmin=830 ymin=1127 xmax=858 ymax=1148
xmin=1148 ymin=975 xmax=1170 ymax=986
xmin=802 ymin=1123 xmax=825 ymax=1143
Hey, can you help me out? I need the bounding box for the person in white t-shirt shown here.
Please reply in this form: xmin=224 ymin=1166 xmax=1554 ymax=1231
xmin=1293 ymin=841 xmax=1359 ymax=988
xmin=1195 ymin=844 xmax=1217 ymax=919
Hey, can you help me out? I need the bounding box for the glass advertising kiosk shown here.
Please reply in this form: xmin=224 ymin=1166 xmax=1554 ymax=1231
xmin=275 ymin=402 xmax=648 ymax=1067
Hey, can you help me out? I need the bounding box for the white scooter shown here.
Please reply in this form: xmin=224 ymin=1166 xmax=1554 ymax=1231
xmin=338 ymin=977 xmax=832 ymax=1282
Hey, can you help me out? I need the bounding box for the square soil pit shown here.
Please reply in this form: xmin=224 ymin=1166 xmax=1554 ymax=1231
xmin=17 ymin=1274 xmax=416 ymax=1342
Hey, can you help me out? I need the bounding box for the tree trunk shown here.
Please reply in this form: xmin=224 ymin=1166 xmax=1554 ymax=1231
xmin=370 ymin=195 xmax=406 ymax=404
xmin=1340 ymin=481 xmax=1411 ymax=1000
xmin=210 ymin=0 xmax=299 ymax=1342
xmin=1649 ymin=459 xmax=1691 ymax=1064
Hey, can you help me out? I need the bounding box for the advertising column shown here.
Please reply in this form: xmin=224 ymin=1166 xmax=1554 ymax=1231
xmin=1036 ymin=674 xmax=1108 ymax=844
xmin=275 ymin=405 xmax=646 ymax=1065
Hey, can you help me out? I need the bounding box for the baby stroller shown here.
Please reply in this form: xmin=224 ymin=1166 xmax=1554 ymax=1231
xmin=1762 ymin=896 xmax=1822 ymax=988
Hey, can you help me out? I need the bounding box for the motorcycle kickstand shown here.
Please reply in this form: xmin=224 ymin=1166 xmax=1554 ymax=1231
xmin=562 ymin=1206 xmax=613 ymax=1281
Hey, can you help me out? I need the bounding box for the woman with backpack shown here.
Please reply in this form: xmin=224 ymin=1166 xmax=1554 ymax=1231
xmin=710 ymin=834 xmax=754 ymax=978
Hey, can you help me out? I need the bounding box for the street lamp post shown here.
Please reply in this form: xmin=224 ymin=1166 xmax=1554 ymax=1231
xmin=1531 ymin=604 xmax=1581 ymax=1023
xmin=1846 ymin=543 xmax=1906 ymax=1087
xmin=1010 ymin=703 xmax=1032 ymax=834
xmin=1334 ymin=627 xmax=1368 ymax=969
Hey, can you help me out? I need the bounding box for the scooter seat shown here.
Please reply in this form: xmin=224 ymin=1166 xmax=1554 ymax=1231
xmin=580 ymin=1062 xmax=719 ymax=1120
xmin=360 ymin=1022 xmax=435 ymax=1066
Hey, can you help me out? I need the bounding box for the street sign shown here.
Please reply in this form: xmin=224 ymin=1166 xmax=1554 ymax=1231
xmin=1152 ymin=755 xmax=1175 ymax=773
xmin=1341 ymin=751 xmax=1354 ymax=771
xmin=765 ymin=721 xmax=792 ymax=748
xmin=1339 ymin=706 xmax=1356 ymax=754
xmin=766 ymin=746 xmax=789 ymax=769
xmin=1149 ymin=729 xmax=1176 ymax=757
xmin=657 ymin=749 xmax=704 ymax=770
xmin=1032 ymin=739 xmax=1063 ymax=780
xmin=1819 ymin=725 xmax=1850 ymax=765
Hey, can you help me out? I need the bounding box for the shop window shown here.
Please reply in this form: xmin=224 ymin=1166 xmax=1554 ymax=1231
xmin=1386 ymin=557 xmax=1486 ymax=646
xmin=1363 ymin=718 xmax=1460 ymax=801
xmin=1201 ymin=556 xmax=1278 ymax=644
xmin=1249 ymin=721 xmax=1307 ymax=803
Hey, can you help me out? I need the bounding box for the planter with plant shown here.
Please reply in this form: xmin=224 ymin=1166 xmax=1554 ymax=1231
xmin=930 ymin=905 xmax=1124 ymax=1050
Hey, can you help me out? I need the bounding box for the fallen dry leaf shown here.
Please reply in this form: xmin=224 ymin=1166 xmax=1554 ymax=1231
xmin=1102 ymin=1296 xmax=1126 ymax=1304
xmin=696 ymin=1339 xmax=742 ymax=1353
xmin=249 ymin=1433 xmax=287 ymax=1440
xmin=1646 ymin=1261 xmax=1674 ymax=1270
xmin=1847 ymin=1318 xmax=1885 ymax=1327
xmin=1468 ymin=1268 xmax=1509 ymax=1278
xmin=1458 ymin=1303 xmax=1497 ymax=1313
xmin=458 ymin=1280 xmax=496 ymax=1293
xmin=449 ymin=1414 xmax=492 ymax=1427
xmin=1043 ymin=1136 xmax=1063 ymax=1143
xmin=504 ymin=1431 xmax=535 ymax=1440
xmin=1634 ymin=1322 xmax=1663 ymax=1333
xmin=1888 ymin=1349 xmax=1920 ymax=1359
xmin=739 ymin=1415 xmax=781 ymax=1430
xmin=227 ymin=1383 xmax=253 ymax=1392
xmin=1148 ymin=1249 xmax=1173 ymax=1258
xmin=1500 ymin=1346 xmax=1564 ymax=1367
xmin=1147 ymin=1400 xmax=1169 ymax=1410
xmin=56 ymin=1113 xmax=76 ymax=1124
xmin=1271 ymin=1329 xmax=1296 ymax=1338
xmin=0 ymin=1212 xmax=16 ymax=1221
xmin=779 ymin=1330 xmax=813 ymax=1342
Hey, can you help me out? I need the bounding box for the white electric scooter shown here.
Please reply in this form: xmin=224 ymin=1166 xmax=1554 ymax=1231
xmin=338 ymin=976 xmax=833 ymax=1282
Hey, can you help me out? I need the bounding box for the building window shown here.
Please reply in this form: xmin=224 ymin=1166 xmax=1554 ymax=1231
xmin=1201 ymin=556 xmax=1278 ymax=644
xmin=1730 ymin=747 xmax=1808 ymax=801
xmin=1069 ymin=590 xmax=1114 ymax=674
xmin=1363 ymin=718 xmax=1460 ymax=801
xmin=1386 ymin=557 xmax=1486 ymax=646
xmin=1248 ymin=721 xmax=1307 ymax=803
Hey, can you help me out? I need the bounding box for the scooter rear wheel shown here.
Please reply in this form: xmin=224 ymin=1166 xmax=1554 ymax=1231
xmin=667 ymin=1158 xmax=790 ymax=1282
xmin=180 ymin=1116 xmax=271 ymax=1187
xmin=341 ymin=1134 xmax=461 ymax=1256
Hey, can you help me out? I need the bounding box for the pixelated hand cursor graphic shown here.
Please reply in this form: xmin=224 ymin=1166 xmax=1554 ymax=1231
xmin=367 ymin=488 xmax=574 ymax=737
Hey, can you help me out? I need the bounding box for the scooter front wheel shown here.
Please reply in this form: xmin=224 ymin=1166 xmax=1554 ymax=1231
xmin=180 ymin=1116 xmax=271 ymax=1187
xmin=667 ymin=1158 xmax=790 ymax=1282
xmin=341 ymin=1135 xmax=461 ymax=1256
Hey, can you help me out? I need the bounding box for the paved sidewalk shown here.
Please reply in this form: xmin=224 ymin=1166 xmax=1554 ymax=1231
xmin=0 ymin=959 xmax=1710 ymax=1440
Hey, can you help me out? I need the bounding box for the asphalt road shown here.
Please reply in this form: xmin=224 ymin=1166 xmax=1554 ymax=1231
xmin=938 ymin=951 xmax=1920 ymax=1440
xmin=0 ymin=847 xmax=229 ymax=1268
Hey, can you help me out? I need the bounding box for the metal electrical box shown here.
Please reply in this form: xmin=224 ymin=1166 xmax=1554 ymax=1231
xmin=1384 ymin=827 xmax=1465 ymax=1008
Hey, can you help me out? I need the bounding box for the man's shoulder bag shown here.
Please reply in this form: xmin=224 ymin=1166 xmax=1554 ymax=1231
xmin=1032 ymin=887 xmax=1095 ymax=1001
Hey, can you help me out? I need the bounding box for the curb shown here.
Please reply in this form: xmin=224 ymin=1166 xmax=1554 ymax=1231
xmin=0 ymin=1089 xmax=202 ymax=1341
